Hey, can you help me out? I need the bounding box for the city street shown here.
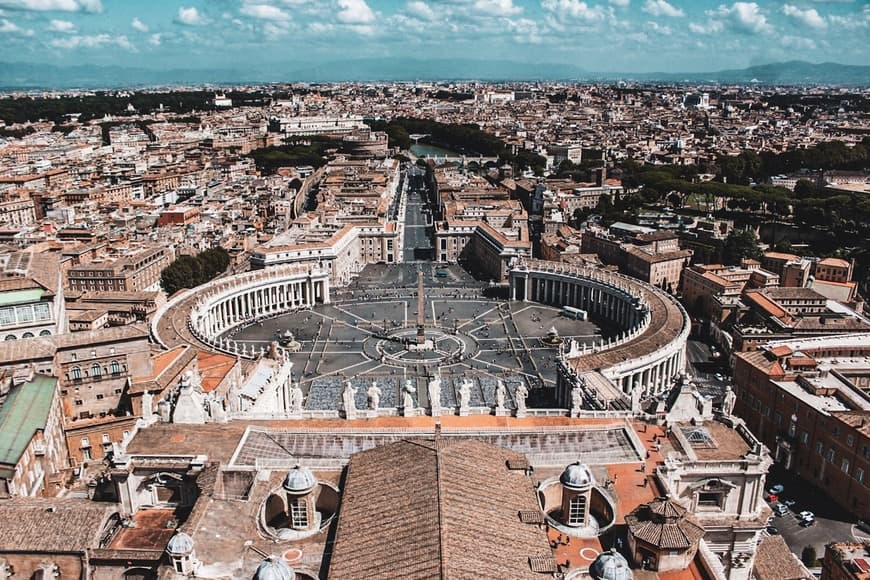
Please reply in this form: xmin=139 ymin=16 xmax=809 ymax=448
xmin=685 ymin=338 xmax=730 ymax=402
xmin=402 ymin=167 xmax=434 ymax=262
xmin=766 ymin=465 xmax=859 ymax=563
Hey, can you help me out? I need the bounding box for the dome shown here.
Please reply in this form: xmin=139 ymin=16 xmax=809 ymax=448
xmin=560 ymin=462 xmax=593 ymax=489
xmin=255 ymin=557 xmax=295 ymax=580
xmin=166 ymin=532 xmax=194 ymax=556
xmin=590 ymin=549 xmax=632 ymax=580
xmin=282 ymin=466 xmax=317 ymax=493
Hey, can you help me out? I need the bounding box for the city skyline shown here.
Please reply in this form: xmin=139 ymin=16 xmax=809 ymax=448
xmin=0 ymin=0 xmax=867 ymax=77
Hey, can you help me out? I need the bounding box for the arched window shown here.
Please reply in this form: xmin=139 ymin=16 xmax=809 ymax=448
xmin=110 ymin=360 xmax=120 ymax=375
xmin=92 ymin=364 xmax=101 ymax=379
xmin=22 ymin=332 xmax=33 ymax=339
xmin=4 ymin=335 xmax=15 ymax=341
xmin=71 ymin=366 xmax=81 ymax=381
xmin=568 ymin=495 xmax=587 ymax=526
xmin=39 ymin=330 xmax=51 ymax=336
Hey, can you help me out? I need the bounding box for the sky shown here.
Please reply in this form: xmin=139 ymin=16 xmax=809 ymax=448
xmin=0 ymin=0 xmax=867 ymax=73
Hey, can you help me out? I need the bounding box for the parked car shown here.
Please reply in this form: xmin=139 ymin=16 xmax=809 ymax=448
xmin=773 ymin=503 xmax=789 ymax=516
xmin=799 ymin=511 xmax=815 ymax=526
xmin=783 ymin=499 xmax=797 ymax=508
xmin=857 ymin=520 xmax=870 ymax=535
xmin=766 ymin=525 xmax=780 ymax=535
xmin=768 ymin=485 xmax=785 ymax=496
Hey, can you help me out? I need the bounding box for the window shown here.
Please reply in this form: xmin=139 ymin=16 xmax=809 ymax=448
xmin=801 ymin=432 xmax=809 ymax=444
xmin=15 ymin=306 xmax=32 ymax=323
xmin=848 ymin=435 xmax=855 ymax=447
xmin=828 ymin=448 xmax=836 ymax=463
xmin=71 ymin=366 xmax=81 ymax=381
xmin=698 ymin=491 xmax=723 ymax=508
xmin=110 ymin=360 xmax=120 ymax=375
xmin=567 ymin=494 xmax=587 ymax=525
xmin=3 ymin=335 xmax=15 ymax=341
xmin=91 ymin=364 xmax=101 ymax=379
xmin=842 ymin=459 xmax=850 ymax=474
xmin=816 ymin=442 xmax=824 ymax=456
xmin=857 ymin=468 xmax=865 ymax=484
xmin=74 ymin=400 xmax=83 ymax=406
xmin=21 ymin=332 xmax=33 ymax=339
xmin=81 ymin=437 xmax=90 ymax=447
xmin=102 ymin=434 xmax=110 ymax=443
xmin=290 ymin=497 xmax=308 ymax=528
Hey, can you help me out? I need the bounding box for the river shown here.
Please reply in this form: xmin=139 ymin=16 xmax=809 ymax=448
xmin=410 ymin=143 xmax=458 ymax=157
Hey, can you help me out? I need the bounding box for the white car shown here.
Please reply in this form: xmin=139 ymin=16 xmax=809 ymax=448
xmin=799 ymin=511 xmax=814 ymax=520
xmin=715 ymin=373 xmax=724 ymax=380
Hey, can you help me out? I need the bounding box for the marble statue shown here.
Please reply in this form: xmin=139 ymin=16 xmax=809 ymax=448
xmin=495 ymin=380 xmax=507 ymax=410
xmin=288 ymin=381 xmax=304 ymax=414
xmin=459 ymin=379 xmax=472 ymax=409
xmin=722 ymin=385 xmax=737 ymax=417
xmin=403 ymin=380 xmax=416 ymax=409
xmin=428 ymin=376 xmax=442 ymax=413
xmin=342 ymin=381 xmax=358 ymax=419
xmin=571 ymin=384 xmax=584 ymax=414
xmin=367 ymin=380 xmax=382 ymax=411
xmin=515 ymin=383 xmax=528 ymax=415
xmin=141 ymin=390 xmax=153 ymax=420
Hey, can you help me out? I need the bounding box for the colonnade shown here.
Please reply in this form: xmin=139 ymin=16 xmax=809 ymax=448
xmin=510 ymin=260 xmax=689 ymax=407
xmin=517 ymin=273 xmax=644 ymax=330
xmin=194 ymin=277 xmax=329 ymax=338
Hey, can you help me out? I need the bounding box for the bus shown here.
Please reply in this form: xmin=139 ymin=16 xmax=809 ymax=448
xmin=561 ymin=306 xmax=588 ymax=321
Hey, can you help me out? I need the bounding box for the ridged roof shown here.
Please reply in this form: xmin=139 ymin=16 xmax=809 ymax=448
xmin=625 ymin=498 xmax=705 ymax=551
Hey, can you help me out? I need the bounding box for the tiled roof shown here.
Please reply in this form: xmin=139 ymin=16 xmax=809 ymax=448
xmin=328 ymin=438 xmax=553 ymax=579
xmin=0 ymin=498 xmax=114 ymax=552
xmin=753 ymin=535 xmax=811 ymax=580
xmin=625 ymin=498 xmax=705 ymax=551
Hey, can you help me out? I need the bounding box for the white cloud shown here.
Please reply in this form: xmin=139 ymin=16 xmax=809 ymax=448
xmin=47 ymin=18 xmax=74 ymax=32
xmin=645 ymin=20 xmax=672 ymax=34
xmin=642 ymin=0 xmax=684 ymax=18
xmin=472 ymin=0 xmax=521 ymax=16
xmin=706 ymin=2 xmax=771 ymax=34
xmin=0 ymin=17 xmax=31 ymax=34
xmin=688 ymin=20 xmax=723 ymax=34
xmin=828 ymin=6 xmax=869 ymax=30
xmin=406 ymin=0 xmax=436 ymax=21
xmin=51 ymin=33 xmax=133 ymax=50
xmin=131 ymin=17 xmax=148 ymax=32
xmin=0 ymin=0 xmax=100 ymax=11
xmin=541 ymin=0 xmax=607 ymax=22
xmin=781 ymin=5 xmax=826 ymax=29
xmin=507 ymin=16 xmax=541 ymax=43
xmin=781 ymin=35 xmax=817 ymax=50
xmin=609 ymin=0 xmax=630 ymax=6
xmin=240 ymin=3 xmax=291 ymax=21
xmin=148 ymin=32 xmax=162 ymax=46
xmin=336 ymin=0 xmax=374 ymax=24
xmin=176 ymin=6 xmax=205 ymax=26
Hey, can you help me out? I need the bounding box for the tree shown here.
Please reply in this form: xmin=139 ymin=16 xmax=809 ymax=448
xmin=160 ymin=248 xmax=229 ymax=296
xmin=801 ymin=546 xmax=817 ymax=567
xmin=722 ymin=229 xmax=762 ymax=266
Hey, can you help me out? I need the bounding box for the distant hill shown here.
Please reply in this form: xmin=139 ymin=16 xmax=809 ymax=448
xmin=0 ymin=59 xmax=867 ymax=90
xmin=602 ymin=61 xmax=870 ymax=85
